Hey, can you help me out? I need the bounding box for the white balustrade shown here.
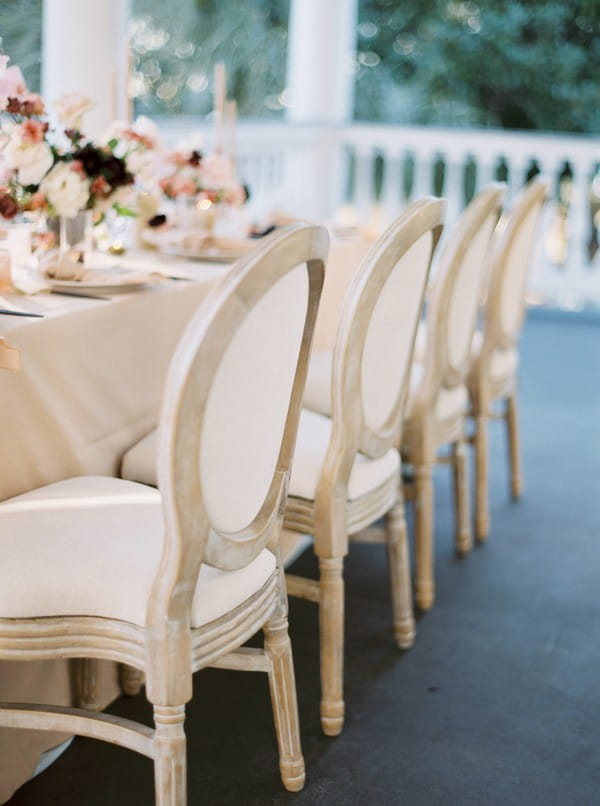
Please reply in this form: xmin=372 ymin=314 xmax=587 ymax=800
xmin=157 ymin=117 xmax=600 ymax=308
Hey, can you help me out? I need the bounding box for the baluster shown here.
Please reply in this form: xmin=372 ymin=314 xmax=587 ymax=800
xmin=443 ymin=154 xmax=465 ymax=228
xmin=526 ymin=159 xmax=559 ymax=304
xmin=566 ymin=160 xmax=594 ymax=300
xmin=412 ymin=151 xmax=435 ymax=201
xmin=505 ymin=156 xmax=529 ymax=204
xmin=476 ymin=156 xmax=499 ymax=192
xmin=354 ymin=147 xmax=375 ymax=223
xmin=380 ymin=149 xmax=403 ymax=227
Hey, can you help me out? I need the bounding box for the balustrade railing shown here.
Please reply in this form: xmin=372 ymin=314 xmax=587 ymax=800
xmin=160 ymin=117 xmax=600 ymax=308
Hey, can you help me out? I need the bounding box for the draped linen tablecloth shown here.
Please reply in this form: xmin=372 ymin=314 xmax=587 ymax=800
xmin=0 ymin=261 xmax=225 ymax=803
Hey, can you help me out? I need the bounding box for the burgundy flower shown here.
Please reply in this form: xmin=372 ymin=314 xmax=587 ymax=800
xmin=0 ymin=193 xmax=19 ymax=219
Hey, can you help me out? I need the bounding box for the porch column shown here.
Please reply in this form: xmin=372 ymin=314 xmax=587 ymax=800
xmin=284 ymin=0 xmax=358 ymax=219
xmin=42 ymin=0 xmax=130 ymax=138
xmin=286 ymin=0 xmax=357 ymax=125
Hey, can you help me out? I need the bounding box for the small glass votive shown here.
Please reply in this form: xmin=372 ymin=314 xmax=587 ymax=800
xmin=0 ymin=249 xmax=12 ymax=292
xmin=6 ymin=225 xmax=32 ymax=269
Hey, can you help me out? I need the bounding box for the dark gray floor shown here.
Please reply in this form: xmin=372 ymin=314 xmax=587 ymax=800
xmin=8 ymin=312 xmax=600 ymax=805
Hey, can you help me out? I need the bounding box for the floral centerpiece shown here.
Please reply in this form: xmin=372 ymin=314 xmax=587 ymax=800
xmin=158 ymin=148 xmax=248 ymax=234
xmin=0 ymin=55 xmax=134 ymax=224
xmin=159 ymin=149 xmax=247 ymax=206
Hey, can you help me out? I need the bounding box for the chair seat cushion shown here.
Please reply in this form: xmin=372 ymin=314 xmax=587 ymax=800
xmin=122 ymin=411 xmax=400 ymax=505
xmin=121 ymin=431 xmax=160 ymax=488
xmin=288 ymin=409 xmax=400 ymax=501
xmin=0 ymin=477 xmax=275 ymax=628
xmin=406 ymin=361 xmax=469 ymax=421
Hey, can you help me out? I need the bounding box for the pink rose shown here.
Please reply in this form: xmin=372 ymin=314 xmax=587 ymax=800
xmin=0 ymin=64 xmax=26 ymax=97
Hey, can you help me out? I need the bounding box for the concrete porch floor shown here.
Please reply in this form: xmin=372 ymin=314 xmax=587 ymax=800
xmin=8 ymin=310 xmax=600 ymax=806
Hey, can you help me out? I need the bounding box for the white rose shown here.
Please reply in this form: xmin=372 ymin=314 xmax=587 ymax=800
xmin=41 ymin=162 xmax=90 ymax=216
xmin=3 ymin=128 xmax=53 ymax=185
xmin=53 ymin=92 xmax=94 ymax=130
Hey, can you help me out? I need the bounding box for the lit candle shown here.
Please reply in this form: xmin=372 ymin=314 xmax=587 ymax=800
xmin=213 ymin=62 xmax=226 ymax=153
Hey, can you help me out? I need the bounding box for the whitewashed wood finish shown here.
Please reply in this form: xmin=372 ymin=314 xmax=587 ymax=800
xmin=284 ymin=198 xmax=445 ymax=736
xmin=0 ymin=223 xmax=328 ymax=802
xmin=468 ymin=178 xmax=548 ymax=540
xmin=402 ymin=185 xmax=505 ymax=611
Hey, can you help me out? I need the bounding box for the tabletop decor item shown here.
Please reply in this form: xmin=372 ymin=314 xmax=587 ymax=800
xmin=0 ymin=55 xmax=135 ymax=231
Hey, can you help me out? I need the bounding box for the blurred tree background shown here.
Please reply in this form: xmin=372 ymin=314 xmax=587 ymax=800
xmin=355 ymin=0 xmax=600 ymax=133
xmin=0 ymin=0 xmax=598 ymax=134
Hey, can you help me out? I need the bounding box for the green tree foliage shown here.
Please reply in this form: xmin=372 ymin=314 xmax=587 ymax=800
xmin=0 ymin=0 xmax=42 ymax=91
xmin=355 ymin=0 xmax=600 ymax=133
xmin=130 ymin=0 xmax=290 ymax=118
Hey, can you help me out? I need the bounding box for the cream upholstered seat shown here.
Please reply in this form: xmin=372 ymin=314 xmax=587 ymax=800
xmin=0 ymin=477 xmax=275 ymax=627
xmin=468 ymin=178 xmax=548 ymax=540
xmin=0 ymin=223 xmax=328 ymax=803
xmin=401 ymin=184 xmax=505 ymax=611
xmin=283 ymin=198 xmax=446 ymax=736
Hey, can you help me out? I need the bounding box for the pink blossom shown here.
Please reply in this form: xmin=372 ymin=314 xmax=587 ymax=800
xmin=0 ymin=64 xmax=26 ymax=97
xmin=29 ymin=191 xmax=47 ymax=210
xmin=21 ymin=119 xmax=45 ymax=145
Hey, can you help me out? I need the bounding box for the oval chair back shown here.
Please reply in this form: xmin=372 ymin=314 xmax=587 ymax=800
xmin=485 ymin=177 xmax=549 ymax=354
xmin=329 ymin=197 xmax=446 ymax=475
xmin=421 ymin=183 xmax=505 ymax=395
xmin=149 ymin=223 xmax=328 ymax=649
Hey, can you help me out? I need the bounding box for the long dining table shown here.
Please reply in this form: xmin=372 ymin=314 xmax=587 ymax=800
xmin=0 ymin=233 xmax=371 ymax=802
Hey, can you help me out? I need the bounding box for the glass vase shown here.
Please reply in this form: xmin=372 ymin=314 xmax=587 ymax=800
xmin=48 ymin=211 xmax=93 ymax=263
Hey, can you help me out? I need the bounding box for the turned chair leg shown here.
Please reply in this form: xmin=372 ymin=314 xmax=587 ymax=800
xmin=318 ymin=556 xmax=345 ymax=736
xmin=452 ymin=438 xmax=473 ymax=555
xmin=506 ymin=392 xmax=523 ymax=499
xmin=385 ymin=497 xmax=415 ymax=649
xmin=413 ymin=463 xmax=435 ymax=611
xmin=153 ymin=704 xmax=187 ymax=806
xmin=264 ymin=616 xmax=306 ymax=792
xmin=74 ymin=659 xmax=102 ymax=711
xmin=120 ymin=664 xmax=145 ymax=696
xmin=474 ymin=413 xmax=490 ymax=541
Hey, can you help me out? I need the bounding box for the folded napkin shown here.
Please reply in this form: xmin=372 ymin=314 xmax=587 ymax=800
xmin=40 ymin=249 xmax=88 ymax=281
xmin=40 ymin=250 xmax=161 ymax=287
xmin=142 ymin=227 xmax=253 ymax=256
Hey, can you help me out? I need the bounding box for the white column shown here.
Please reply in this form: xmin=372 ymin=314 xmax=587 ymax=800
xmin=281 ymin=0 xmax=358 ymax=219
xmin=42 ymin=0 xmax=130 ymax=138
xmin=286 ymin=0 xmax=358 ymax=124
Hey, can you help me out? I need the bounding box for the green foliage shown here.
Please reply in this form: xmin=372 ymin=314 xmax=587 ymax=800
xmin=355 ymin=0 xmax=600 ymax=133
xmin=130 ymin=0 xmax=290 ymax=118
xmin=0 ymin=0 xmax=42 ymax=90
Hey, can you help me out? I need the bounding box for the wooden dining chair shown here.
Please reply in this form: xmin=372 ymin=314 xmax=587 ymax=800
xmin=468 ymin=177 xmax=549 ymax=540
xmin=284 ymin=198 xmax=446 ymax=736
xmin=401 ymin=184 xmax=505 ymax=611
xmin=0 ymin=223 xmax=327 ymax=803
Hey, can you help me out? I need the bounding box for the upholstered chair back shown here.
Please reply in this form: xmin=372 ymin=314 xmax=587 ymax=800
xmin=149 ymin=225 xmax=327 ymax=634
xmin=424 ymin=184 xmax=505 ymax=390
xmin=332 ymin=198 xmax=445 ymax=463
xmin=488 ymin=178 xmax=548 ymax=349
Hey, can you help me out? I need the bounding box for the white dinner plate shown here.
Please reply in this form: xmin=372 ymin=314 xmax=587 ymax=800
xmin=158 ymin=244 xmax=250 ymax=263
